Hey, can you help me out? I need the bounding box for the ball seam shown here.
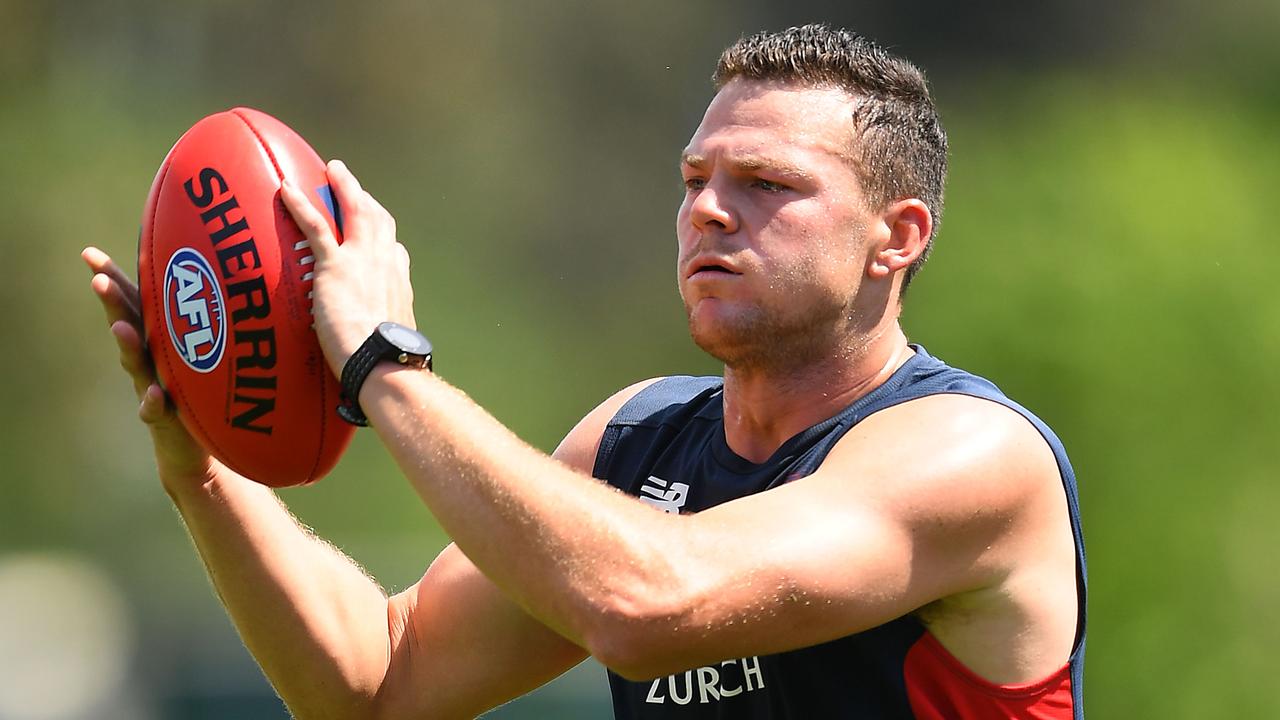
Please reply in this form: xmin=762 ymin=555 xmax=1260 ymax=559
xmin=228 ymin=108 xmax=332 ymax=484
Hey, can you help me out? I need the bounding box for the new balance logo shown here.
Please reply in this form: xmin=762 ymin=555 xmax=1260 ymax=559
xmin=639 ymin=476 xmax=689 ymax=514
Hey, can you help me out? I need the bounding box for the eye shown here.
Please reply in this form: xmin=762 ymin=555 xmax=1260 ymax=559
xmin=683 ymin=176 xmax=707 ymax=192
xmin=752 ymin=178 xmax=788 ymax=193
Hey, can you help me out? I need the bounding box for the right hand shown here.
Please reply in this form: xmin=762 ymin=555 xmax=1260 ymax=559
xmin=82 ymin=246 xmax=223 ymax=491
xmin=279 ymin=161 xmax=418 ymax=379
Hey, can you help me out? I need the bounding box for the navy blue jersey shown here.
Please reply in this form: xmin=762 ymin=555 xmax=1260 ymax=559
xmin=591 ymin=346 xmax=1086 ymax=719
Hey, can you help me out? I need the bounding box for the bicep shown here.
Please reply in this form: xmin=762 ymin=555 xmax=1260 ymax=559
xmin=377 ymin=544 xmax=589 ymax=719
xmin=671 ymin=480 xmax=924 ymax=658
xmin=635 ymin=397 xmax=1043 ymax=673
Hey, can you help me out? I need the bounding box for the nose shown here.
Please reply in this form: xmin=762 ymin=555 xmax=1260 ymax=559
xmin=688 ymin=183 xmax=737 ymax=234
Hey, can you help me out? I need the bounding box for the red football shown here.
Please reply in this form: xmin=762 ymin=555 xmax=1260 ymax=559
xmin=138 ymin=107 xmax=354 ymax=487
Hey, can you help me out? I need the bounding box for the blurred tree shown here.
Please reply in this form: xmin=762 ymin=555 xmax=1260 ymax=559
xmin=1 ymin=0 xmax=1277 ymax=716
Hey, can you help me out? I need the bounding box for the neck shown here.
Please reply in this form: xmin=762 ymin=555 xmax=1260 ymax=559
xmin=720 ymin=322 xmax=913 ymax=463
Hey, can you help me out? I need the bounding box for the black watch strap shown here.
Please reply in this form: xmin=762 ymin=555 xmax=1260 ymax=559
xmin=337 ymin=323 xmax=432 ymax=426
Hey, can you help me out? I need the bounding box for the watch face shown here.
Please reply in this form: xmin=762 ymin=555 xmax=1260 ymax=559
xmin=380 ymin=323 xmax=431 ymax=355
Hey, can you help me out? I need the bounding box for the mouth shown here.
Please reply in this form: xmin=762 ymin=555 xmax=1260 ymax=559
xmin=685 ymin=257 xmax=743 ymax=279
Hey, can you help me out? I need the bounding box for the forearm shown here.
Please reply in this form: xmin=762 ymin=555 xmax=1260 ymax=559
xmin=362 ymin=366 xmax=684 ymax=649
xmin=85 ymin=242 xmax=393 ymax=716
xmin=166 ymin=467 xmax=391 ymax=719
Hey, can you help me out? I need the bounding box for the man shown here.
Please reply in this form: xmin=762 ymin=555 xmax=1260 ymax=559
xmin=85 ymin=24 xmax=1085 ymax=719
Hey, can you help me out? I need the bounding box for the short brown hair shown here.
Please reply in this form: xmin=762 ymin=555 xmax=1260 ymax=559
xmin=714 ymin=25 xmax=948 ymax=292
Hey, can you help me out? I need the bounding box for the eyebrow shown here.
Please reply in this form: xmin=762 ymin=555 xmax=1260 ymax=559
xmin=680 ymin=152 xmax=816 ymax=183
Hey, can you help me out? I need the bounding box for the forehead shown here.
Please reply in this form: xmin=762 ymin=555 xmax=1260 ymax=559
xmin=683 ymin=79 xmax=859 ymax=164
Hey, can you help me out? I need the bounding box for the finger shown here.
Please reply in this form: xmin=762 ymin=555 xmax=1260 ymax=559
xmin=395 ymin=242 xmax=411 ymax=268
xmin=91 ymin=273 xmax=143 ymax=328
xmin=82 ymin=247 xmax=142 ymax=318
xmin=138 ymin=383 xmax=171 ymax=425
xmin=327 ymin=158 xmax=364 ymax=195
xmin=325 ymin=159 xmax=373 ymax=241
xmin=110 ymin=319 xmax=149 ymax=374
xmin=111 ymin=319 xmax=156 ymax=397
xmin=280 ymin=180 xmax=340 ymax=260
xmin=369 ymin=191 xmax=398 ymax=241
xmin=359 ymin=188 xmax=392 ymax=223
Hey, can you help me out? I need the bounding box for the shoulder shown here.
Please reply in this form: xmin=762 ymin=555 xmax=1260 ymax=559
xmin=817 ymin=392 xmax=1064 ymax=587
xmin=551 ymin=377 xmax=666 ymax=473
xmin=554 ymin=375 xmax=726 ymax=473
xmin=832 ymin=392 xmax=1060 ymax=509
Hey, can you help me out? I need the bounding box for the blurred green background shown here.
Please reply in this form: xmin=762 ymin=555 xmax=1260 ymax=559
xmin=3 ymin=0 xmax=1278 ymax=717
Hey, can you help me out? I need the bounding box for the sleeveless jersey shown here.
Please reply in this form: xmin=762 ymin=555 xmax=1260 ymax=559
xmin=591 ymin=346 xmax=1087 ymax=719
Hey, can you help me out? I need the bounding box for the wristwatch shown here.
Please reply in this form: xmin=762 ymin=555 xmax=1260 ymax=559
xmin=337 ymin=322 xmax=433 ymax=426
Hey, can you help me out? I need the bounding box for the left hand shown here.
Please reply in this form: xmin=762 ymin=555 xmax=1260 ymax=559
xmin=280 ymin=159 xmax=416 ymax=377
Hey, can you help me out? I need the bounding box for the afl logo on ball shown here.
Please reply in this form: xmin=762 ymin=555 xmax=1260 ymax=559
xmin=163 ymin=247 xmax=227 ymax=373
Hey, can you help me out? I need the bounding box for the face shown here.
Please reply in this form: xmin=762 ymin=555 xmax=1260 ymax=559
xmin=677 ymin=79 xmax=877 ymax=371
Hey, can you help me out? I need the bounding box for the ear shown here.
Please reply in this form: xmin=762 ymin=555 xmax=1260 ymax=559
xmin=867 ymin=199 xmax=932 ymax=279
